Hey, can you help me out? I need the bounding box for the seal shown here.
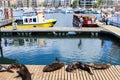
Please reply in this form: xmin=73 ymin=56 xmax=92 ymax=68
xmin=66 ymin=62 xmax=93 ymax=75
xmin=9 ymin=64 xmax=31 ymax=80
xmin=88 ymin=63 xmax=111 ymax=70
xmin=78 ymin=62 xmax=93 ymax=75
xmin=43 ymin=58 xmax=65 ymax=72
xmin=0 ymin=65 xmax=13 ymax=73
xmin=66 ymin=62 xmax=79 ymax=72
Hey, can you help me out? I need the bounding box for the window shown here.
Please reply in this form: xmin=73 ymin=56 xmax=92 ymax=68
xmin=33 ymin=18 xmax=36 ymax=22
xmin=24 ymin=18 xmax=28 ymax=23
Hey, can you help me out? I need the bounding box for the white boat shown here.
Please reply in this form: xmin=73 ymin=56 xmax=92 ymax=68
xmin=109 ymin=12 xmax=120 ymax=27
xmin=3 ymin=10 xmax=57 ymax=29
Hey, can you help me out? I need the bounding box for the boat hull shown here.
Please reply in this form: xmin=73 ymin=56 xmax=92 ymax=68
xmin=3 ymin=19 xmax=57 ymax=29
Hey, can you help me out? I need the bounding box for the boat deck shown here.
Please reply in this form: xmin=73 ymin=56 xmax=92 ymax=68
xmin=0 ymin=65 xmax=120 ymax=80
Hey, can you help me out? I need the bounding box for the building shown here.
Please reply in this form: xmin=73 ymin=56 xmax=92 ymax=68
xmin=79 ymin=0 xmax=97 ymax=8
xmin=15 ymin=0 xmax=42 ymax=8
xmin=0 ymin=0 xmax=11 ymax=7
xmin=102 ymin=0 xmax=115 ymax=7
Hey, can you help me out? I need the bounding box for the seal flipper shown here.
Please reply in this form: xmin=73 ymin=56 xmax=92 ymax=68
xmin=0 ymin=65 xmax=13 ymax=73
xmin=14 ymin=71 xmax=22 ymax=78
xmin=78 ymin=62 xmax=93 ymax=75
xmin=84 ymin=65 xmax=93 ymax=75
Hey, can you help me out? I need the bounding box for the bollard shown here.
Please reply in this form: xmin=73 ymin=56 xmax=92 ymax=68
xmin=95 ymin=33 xmax=98 ymax=37
xmin=12 ymin=22 xmax=17 ymax=30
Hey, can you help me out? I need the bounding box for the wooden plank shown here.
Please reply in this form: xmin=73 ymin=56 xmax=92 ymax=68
xmin=64 ymin=66 xmax=67 ymax=80
xmin=107 ymin=66 xmax=119 ymax=80
xmin=111 ymin=66 xmax=120 ymax=79
xmin=37 ymin=65 xmax=44 ymax=80
xmin=97 ymin=21 xmax=120 ymax=38
xmin=67 ymin=70 xmax=71 ymax=80
xmin=73 ymin=70 xmax=78 ymax=80
xmin=92 ymin=69 xmax=103 ymax=80
xmin=103 ymin=69 xmax=113 ymax=80
xmin=1 ymin=27 xmax=102 ymax=33
xmin=76 ymin=69 xmax=81 ymax=80
xmin=78 ymin=70 xmax=84 ymax=80
xmin=1 ymin=65 xmax=120 ymax=80
xmin=61 ymin=66 xmax=65 ymax=80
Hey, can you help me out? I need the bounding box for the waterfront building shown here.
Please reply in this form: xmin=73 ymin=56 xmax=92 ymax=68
xmin=102 ymin=0 xmax=115 ymax=7
xmin=79 ymin=0 xmax=97 ymax=8
xmin=43 ymin=0 xmax=72 ymax=7
xmin=0 ymin=0 xmax=11 ymax=7
xmin=15 ymin=0 xmax=41 ymax=8
xmin=79 ymin=0 xmax=115 ymax=8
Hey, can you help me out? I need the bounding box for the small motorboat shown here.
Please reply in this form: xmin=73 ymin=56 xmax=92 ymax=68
xmin=3 ymin=11 xmax=57 ymax=29
xmin=73 ymin=14 xmax=98 ymax=27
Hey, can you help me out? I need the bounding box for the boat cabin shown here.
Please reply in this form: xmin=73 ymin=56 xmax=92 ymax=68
xmin=23 ymin=16 xmax=38 ymax=24
xmin=23 ymin=11 xmax=45 ymax=24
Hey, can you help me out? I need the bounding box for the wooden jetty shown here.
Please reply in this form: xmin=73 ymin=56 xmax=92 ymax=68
xmin=0 ymin=65 xmax=120 ymax=80
xmin=0 ymin=27 xmax=102 ymax=32
xmin=0 ymin=27 xmax=102 ymax=37
xmin=96 ymin=21 xmax=120 ymax=39
xmin=0 ymin=19 xmax=12 ymax=27
xmin=0 ymin=21 xmax=120 ymax=39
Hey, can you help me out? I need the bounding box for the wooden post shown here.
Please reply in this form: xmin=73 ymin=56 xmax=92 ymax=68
xmin=4 ymin=8 xmax=9 ymax=20
xmin=0 ymin=37 xmax=3 ymax=58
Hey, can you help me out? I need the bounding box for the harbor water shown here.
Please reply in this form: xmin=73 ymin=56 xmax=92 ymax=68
xmin=1 ymin=36 xmax=120 ymax=65
xmin=0 ymin=13 xmax=120 ymax=65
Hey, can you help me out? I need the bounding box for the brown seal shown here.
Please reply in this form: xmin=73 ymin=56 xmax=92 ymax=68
xmin=88 ymin=63 xmax=111 ymax=69
xmin=43 ymin=58 xmax=65 ymax=72
xmin=66 ymin=62 xmax=93 ymax=75
xmin=9 ymin=64 xmax=31 ymax=80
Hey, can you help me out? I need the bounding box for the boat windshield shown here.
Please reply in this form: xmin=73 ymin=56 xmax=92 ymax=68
xmin=23 ymin=12 xmax=37 ymax=16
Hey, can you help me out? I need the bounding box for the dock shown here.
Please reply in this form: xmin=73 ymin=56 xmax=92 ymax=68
xmin=0 ymin=27 xmax=102 ymax=32
xmin=96 ymin=21 xmax=120 ymax=39
xmin=0 ymin=19 xmax=12 ymax=27
xmin=0 ymin=21 xmax=120 ymax=39
xmin=0 ymin=65 xmax=120 ymax=80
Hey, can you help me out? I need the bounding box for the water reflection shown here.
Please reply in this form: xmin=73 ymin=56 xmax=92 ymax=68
xmin=0 ymin=37 xmax=18 ymax=64
xmin=1 ymin=37 xmax=120 ymax=65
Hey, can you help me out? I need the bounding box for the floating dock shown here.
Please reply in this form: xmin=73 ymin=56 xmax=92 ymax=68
xmin=0 ymin=65 xmax=120 ymax=80
xmin=96 ymin=21 xmax=120 ymax=39
xmin=0 ymin=21 xmax=120 ymax=39
xmin=0 ymin=19 xmax=12 ymax=27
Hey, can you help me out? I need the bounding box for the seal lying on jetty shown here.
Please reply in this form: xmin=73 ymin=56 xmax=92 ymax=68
xmin=66 ymin=62 xmax=93 ymax=75
xmin=0 ymin=65 xmax=13 ymax=73
xmin=87 ymin=63 xmax=111 ymax=70
xmin=9 ymin=64 xmax=31 ymax=80
xmin=43 ymin=58 xmax=65 ymax=72
xmin=66 ymin=62 xmax=79 ymax=72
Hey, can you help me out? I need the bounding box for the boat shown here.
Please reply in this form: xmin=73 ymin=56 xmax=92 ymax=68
xmin=73 ymin=14 xmax=98 ymax=27
xmin=3 ymin=10 xmax=57 ymax=29
xmin=109 ymin=12 xmax=120 ymax=27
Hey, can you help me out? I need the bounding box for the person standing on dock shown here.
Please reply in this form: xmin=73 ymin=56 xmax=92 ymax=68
xmin=79 ymin=16 xmax=83 ymax=28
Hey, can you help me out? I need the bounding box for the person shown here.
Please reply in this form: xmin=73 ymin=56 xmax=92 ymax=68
xmin=102 ymin=14 xmax=105 ymax=22
xmin=105 ymin=14 xmax=109 ymax=25
xmin=79 ymin=16 xmax=83 ymax=28
xmin=29 ymin=19 xmax=32 ymax=23
xmin=94 ymin=16 xmax=97 ymax=23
